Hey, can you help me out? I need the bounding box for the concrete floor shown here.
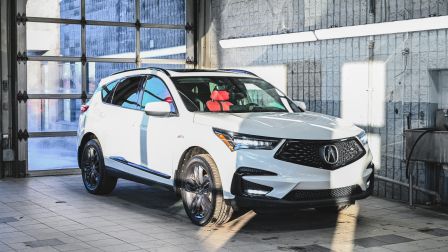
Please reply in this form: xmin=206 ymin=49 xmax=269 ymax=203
xmin=1 ymin=176 xmax=448 ymax=252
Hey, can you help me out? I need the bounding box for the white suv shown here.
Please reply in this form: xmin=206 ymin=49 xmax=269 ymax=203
xmin=77 ymin=68 xmax=374 ymax=226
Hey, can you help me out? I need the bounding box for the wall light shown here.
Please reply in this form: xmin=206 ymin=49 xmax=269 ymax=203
xmin=315 ymin=16 xmax=448 ymax=40
xmin=219 ymin=31 xmax=317 ymax=49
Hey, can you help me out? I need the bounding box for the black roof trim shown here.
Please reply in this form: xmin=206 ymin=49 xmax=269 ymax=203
xmin=111 ymin=67 xmax=171 ymax=77
xmin=168 ymin=68 xmax=259 ymax=77
xmin=111 ymin=67 xmax=259 ymax=77
xmin=217 ymin=69 xmax=258 ymax=77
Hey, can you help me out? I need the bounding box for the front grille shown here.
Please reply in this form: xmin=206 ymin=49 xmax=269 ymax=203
xmin=283 ymin=185 xmax=362 ymax=201
xmin=274 ymin=137 xmax=365 ymax=170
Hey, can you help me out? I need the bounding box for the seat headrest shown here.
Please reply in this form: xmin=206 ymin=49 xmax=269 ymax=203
xmin=210 ymin=90 xmax=230 ymax=101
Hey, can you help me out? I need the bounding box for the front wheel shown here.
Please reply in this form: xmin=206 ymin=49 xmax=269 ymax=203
xmin=180 ymin=154 xmax=233 ymax=226
xmin=80 ymin=139 xmax=117 ymax=195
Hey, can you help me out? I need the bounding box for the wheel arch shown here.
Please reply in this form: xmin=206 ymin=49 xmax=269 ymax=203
xmin=174 ymin=146 xmax=209 ymax=188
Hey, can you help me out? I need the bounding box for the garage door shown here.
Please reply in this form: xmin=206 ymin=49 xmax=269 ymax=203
xmin=23 ymin=0 xmax=190 ymax=172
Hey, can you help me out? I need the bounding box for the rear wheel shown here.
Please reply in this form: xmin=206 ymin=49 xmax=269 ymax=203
xmin=81 ymin=139 xmax=117 ymax=195
xmin=180 ymin=154 xmax=233 ymax=226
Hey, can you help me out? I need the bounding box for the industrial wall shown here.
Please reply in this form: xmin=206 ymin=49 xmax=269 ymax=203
xmin=210 ymin=0 xmax=448 ymax=204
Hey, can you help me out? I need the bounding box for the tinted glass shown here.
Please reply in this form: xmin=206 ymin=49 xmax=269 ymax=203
xmin=173 ymin=77 xmax=301 ymax=113
xmin=140 ymin=76 xmax=174 ymax=111
xmin=102 ymin=79 xmax=121 ymax=103
xmin=111 ymin=76 xmax=142 ymax=109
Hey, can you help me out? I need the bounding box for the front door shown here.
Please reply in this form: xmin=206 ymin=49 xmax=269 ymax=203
xmin=137 ymin=75 xmax=180 ymax=183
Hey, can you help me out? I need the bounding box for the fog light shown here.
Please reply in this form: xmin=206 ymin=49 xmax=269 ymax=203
xmin=241 ymin=180 xmax=273 ymax=197
xmin=366 ymin=180 xmax=371 ymax=187
xmin=245 ymin=189 xmax=270 ymax=196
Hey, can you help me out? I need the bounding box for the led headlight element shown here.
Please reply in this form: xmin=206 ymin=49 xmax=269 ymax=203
xmin=213 ymin=128 xmax=281 ymax=151
xmin=357 ymin=131 xmax=368 ymax=145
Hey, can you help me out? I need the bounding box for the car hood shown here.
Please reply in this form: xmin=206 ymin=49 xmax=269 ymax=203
xmin=194 ymin=112 xmax=362 ymax=140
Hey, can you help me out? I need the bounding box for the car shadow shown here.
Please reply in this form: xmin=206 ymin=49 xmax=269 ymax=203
xmin=108 ymin=179 xmax=340 ymax=233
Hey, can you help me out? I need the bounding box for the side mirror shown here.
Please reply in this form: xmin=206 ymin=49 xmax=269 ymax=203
xmin=294 ymin=101 xmax=307 ymax=111
xmin=144 ymin=102 xmax=172 ymax=116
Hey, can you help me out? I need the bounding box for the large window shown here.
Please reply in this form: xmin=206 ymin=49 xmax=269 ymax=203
xmin=25 ymin=0 xmax=189 ymax=172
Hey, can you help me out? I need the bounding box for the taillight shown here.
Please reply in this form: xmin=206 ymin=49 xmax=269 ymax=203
xmin=80 ymin=105 xmax=89 ymax=113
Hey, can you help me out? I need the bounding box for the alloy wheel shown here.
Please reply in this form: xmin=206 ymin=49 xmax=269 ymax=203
xmin=82 ymin=146 xmax=101 ymax=190
xmin=183 ymin=163 xmax=213 ymax=221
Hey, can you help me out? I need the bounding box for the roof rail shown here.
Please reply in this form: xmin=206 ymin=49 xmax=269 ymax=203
xmin=218 ymin=69 xmax=258 ymax=77
xmin=111 ymin=67 xmax=171 ymax=77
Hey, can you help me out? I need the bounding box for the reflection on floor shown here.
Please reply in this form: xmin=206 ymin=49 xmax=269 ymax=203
xmin=0 ymin=175 xmax=448 ymax=252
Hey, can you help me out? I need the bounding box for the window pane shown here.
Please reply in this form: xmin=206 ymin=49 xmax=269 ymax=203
xmin=86 ymin=26 xmax=136 ymax=57
xmin=102 ymin=79 xmax=121 ymax=103
xmin=141 ymin=76 xmax=173 ymax=107
xmin=111 ymin=77 xmax=142 ymax=109
xmin=28 ymin=137 xmax=77 ymax=171
xmin=86 ymin=0 xmax=135 ymax=22
xmin=27 ymin=23 xmax=81 ymax=57
xmin=27 ymin=0 xmax=80 ymax=19
xmin=27 ymin=62 xmax=82 ymax=94
xmin=87 ymin=62 xmax=136 ymax=94
xmin=140 ymin=0 xmax=185 ymax=25
xmin=140 ymin=29 xmax=185 ymax=60
xmin=28 ymin=99 xmax=81 ymax=132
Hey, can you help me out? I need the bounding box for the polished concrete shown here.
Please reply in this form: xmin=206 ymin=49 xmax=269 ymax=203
xmin=0 ymin=175 xmax=448 ymax=252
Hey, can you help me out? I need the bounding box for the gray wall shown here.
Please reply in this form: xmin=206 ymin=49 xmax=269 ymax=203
xmin=210 ymin=0 xmax=448 ymax=204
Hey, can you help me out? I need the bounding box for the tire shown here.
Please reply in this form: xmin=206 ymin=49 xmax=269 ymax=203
xmin=180 ymin=154 xmax=233 ymax=226
xmin=80 ymin=139 xmax=117 ymax=195
xmin=315 ymin=204 xmax=351 ymax=213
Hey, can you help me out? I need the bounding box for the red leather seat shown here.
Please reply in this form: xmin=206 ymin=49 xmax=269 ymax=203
xmin=206 ymin=90 xmax=233 ymax=112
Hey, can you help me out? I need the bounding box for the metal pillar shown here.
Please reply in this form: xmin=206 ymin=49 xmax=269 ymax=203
xmin=0 ymin=0 xmax=5 ymax=178
xmin=15 ymin=0 xmax=27 ymax=177
xmin=195 ymin=0 xmax=212 ymax=69
xmin=185 ymin=0 xmax=196 ymax=69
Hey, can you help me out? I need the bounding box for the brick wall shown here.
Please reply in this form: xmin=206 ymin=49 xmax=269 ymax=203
xmin=211 ymin=0 xmax=448 ymax=204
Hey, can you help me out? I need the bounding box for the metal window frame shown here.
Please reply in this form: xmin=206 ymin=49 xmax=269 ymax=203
xmin=15 ymin=0 xmax=195 ymax=174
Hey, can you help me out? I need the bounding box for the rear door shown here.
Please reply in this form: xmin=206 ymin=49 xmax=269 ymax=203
xmin=102 ymin=76 xmax=145 ymax=166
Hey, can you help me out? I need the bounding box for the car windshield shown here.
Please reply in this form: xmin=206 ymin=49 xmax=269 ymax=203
xmin=172 ymin=77 xmax=301 ymax=113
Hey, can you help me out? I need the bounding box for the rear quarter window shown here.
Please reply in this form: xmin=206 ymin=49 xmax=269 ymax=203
xmin=101 ymin=79 xmax=121 ymax=103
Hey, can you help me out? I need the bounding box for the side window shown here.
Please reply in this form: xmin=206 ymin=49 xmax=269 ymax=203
xmin=140 ymin=76 xmax=175 ymax=111
xmin=111 ymin=76 xmax=142 ymax=109
xmin=101 ymin=79 xmax=120 ymax=103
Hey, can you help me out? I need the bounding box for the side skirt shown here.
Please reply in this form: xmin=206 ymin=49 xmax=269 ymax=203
xmin=105 ymin=166 xmax=175 ymax=191
xmin=109 ymin=156 xmax=171 ymax=179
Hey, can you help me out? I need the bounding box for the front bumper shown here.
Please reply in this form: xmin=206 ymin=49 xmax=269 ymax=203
xmin=232 ymin=164 xmax=374 ymax=210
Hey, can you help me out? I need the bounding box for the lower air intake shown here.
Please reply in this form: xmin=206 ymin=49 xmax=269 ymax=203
xmin=283 ymin=185 xmax=362 ymax=201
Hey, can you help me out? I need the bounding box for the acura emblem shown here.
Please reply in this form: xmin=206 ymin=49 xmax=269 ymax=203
xmin=321 ymin=145 xmax=339 ymax=165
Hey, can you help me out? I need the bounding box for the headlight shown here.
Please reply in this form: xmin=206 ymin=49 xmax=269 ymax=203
xmin=357 ymin=131 xmax=368 ymax=145
xmin=213 ymin=128 xmax=281 ymax=151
